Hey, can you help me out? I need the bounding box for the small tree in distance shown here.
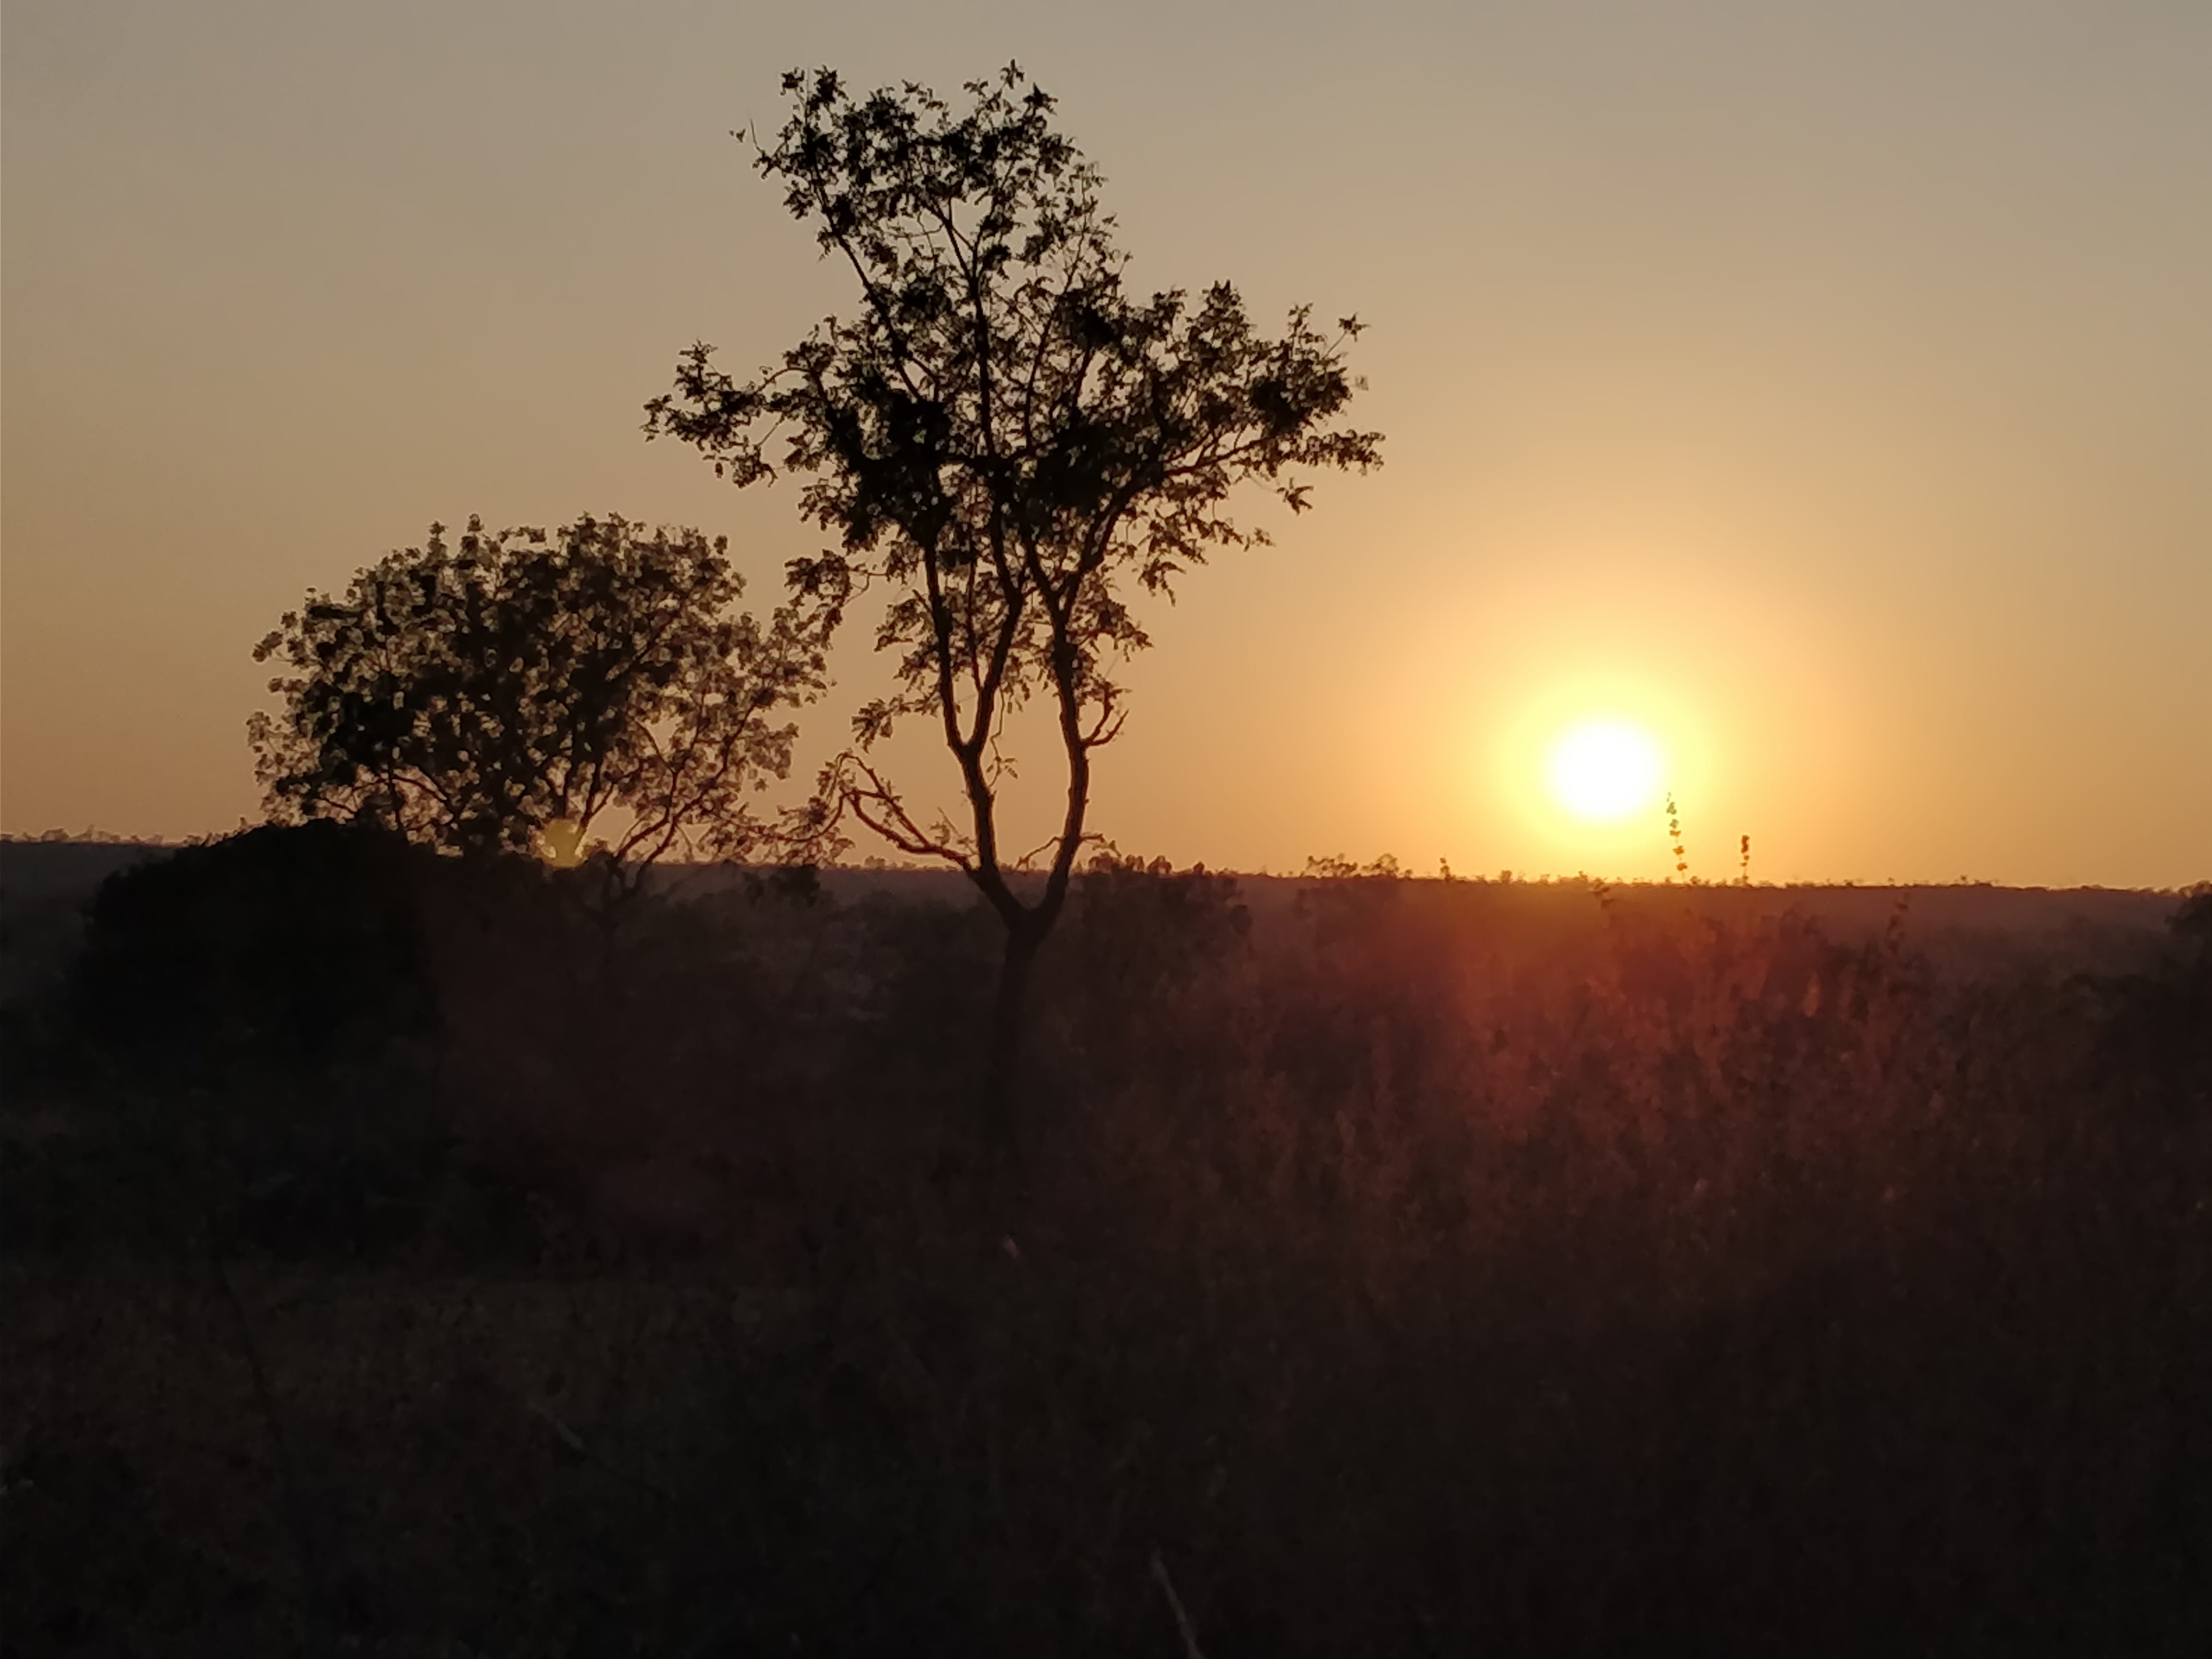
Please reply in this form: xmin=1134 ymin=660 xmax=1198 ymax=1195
xmin=647 ymin=65 xmax=1381 ymax=1158
xmin=250 ymin=514 xmax=826 ymax=874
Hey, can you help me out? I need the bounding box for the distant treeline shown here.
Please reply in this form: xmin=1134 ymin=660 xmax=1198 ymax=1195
xmin=2 ymin=828 xmax=193 ymax=845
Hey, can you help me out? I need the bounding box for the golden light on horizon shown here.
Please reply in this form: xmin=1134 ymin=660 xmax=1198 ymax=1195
xmin=1546 ymin=719 xmax=1666 ymax=826
xmin=541 ymin=817 xmax=586 ymax=868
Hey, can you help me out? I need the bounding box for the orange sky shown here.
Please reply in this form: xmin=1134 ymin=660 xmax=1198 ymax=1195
xmin=5 ymin=1 xmax=2208 ymax=885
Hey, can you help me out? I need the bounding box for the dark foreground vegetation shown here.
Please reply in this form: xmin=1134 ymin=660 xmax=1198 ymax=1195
xmin=3 ymin=827 xmax=2209 ymax=1656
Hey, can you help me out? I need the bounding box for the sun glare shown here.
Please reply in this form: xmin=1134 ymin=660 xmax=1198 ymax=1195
xmin=1547 ymin=720 xmax=1665 ymax=824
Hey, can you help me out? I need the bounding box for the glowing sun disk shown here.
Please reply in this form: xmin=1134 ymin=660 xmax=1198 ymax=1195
xmin=1548 ymin=721 xmax=1664 ymax=824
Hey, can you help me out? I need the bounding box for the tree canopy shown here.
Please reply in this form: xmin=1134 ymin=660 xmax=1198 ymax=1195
xmin=249 ymin=515 xmax=825 ymax=866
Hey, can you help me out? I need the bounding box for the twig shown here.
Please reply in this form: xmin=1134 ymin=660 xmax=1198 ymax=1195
xmin=526 ymin=1398 xmax=680 ymax=1505
xmin=1149 ymin=1548 xmax=1208 ymax=1659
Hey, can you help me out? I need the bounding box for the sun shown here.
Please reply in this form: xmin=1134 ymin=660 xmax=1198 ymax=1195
xmin=1546 ymin=720 xmax=1665 ymax=824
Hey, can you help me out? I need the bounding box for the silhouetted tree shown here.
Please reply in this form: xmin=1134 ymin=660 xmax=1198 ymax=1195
xmin=250 ymin=515 xmax=826 ymax=869
xmin=646 ymin=65 xmax=1381 ymax=1157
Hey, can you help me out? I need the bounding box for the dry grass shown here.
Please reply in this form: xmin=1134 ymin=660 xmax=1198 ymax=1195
xmin=4 ymin=842 xmax=2208 ymax=1654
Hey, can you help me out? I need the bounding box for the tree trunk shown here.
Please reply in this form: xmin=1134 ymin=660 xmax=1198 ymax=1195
xmin=981 ymin=922 xmax=1042 ymax=1183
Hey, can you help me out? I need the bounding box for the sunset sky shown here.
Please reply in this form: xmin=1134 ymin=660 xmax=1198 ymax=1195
xmin=5 ymin=0 xmax=2208 ymax=886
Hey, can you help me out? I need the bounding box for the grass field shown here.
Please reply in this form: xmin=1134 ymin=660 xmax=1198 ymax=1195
xmin=4 ymin=834 xmax=2207 ymax=1655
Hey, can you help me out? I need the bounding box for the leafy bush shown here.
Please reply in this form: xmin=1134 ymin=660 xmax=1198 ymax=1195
xmin=71 ymin=821 xmax=435 ymax=1084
